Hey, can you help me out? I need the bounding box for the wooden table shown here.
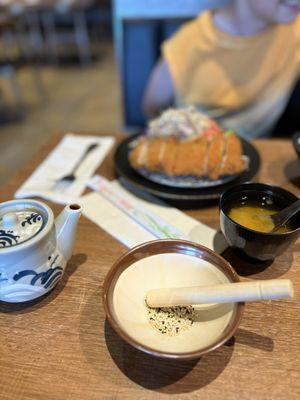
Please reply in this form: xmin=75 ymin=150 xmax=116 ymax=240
xmin=0 ymin=134 xmax=299 ymax=400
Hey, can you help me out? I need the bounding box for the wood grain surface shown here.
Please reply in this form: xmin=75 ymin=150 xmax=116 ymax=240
xmin=0 ymin=134 xmax=299 ymax=400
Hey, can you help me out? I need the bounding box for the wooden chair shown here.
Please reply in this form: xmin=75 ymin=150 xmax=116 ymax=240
xmin=0 ymin=4 xmax=46 ymax=118
xmin=0 ymin=11 xmax=23 ymax=117
xmin=41 ymin=0 xmax=94 ymax=66
xmin=2 ymin=0 xmax=45 ymax=60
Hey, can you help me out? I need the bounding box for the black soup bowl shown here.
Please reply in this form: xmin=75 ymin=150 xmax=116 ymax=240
xmin=220 ymin=183 xmax=300 ymax=261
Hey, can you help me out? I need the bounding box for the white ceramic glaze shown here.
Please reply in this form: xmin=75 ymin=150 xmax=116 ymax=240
xmin=0 ymin=199 xmax=82 ymax=303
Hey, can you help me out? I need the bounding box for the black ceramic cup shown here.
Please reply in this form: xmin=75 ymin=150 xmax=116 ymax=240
xmin=220 ymin=183 xmax=300 ymax=261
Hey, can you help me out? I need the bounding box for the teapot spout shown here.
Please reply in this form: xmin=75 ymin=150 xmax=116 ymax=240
xmin=55 ymin=204 xmax=82 ymax=261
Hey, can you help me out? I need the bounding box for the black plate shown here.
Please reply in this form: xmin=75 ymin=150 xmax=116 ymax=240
xmin=114 ymin=133 xmax=261 ymax=206
xmin=136 ymin=165 xmax=244 ymax=188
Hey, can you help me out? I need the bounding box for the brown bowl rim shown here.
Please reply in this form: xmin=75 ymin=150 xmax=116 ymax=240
xmin=102 ymin=239 xmax=245 ymax=360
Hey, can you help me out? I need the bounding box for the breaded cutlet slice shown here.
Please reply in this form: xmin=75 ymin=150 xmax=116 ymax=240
xmin=128 ymin=138 xmax=148 ymax=170
xmin=160 ymin=137 xmax=179 ymax=176
xmin=172 ymin=137 xmax=208 ymax=176
xmin=145 ymin=138 xmax=164 ymax=172
xmin=220 ymin=134 xmax=245 ymax=176
xmin=129 ymin=132 xmax=245 ymax=180
xmin=206 ymin=135 xmax=226 ymax=180
xmin=194 ymin=136 xmax=209 ymax=177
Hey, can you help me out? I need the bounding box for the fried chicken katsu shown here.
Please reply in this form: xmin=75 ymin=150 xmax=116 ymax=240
xmin=129 ymin=108 xmax=246 ymax=181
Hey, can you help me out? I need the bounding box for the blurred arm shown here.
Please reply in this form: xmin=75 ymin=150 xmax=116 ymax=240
xmin=142 ymin=58 xmax=175 ymax=119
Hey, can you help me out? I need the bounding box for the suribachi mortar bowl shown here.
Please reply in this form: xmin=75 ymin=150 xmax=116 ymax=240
xmin=103 ymin=239 xmax=244 ymax=360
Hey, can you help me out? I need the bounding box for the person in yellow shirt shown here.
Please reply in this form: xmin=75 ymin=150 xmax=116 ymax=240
xmin=142 ymin=0 xmax=300 ymax=138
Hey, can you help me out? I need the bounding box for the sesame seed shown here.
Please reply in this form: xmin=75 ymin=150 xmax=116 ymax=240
xmin=146 ymin=304 xmax=196 ymax=336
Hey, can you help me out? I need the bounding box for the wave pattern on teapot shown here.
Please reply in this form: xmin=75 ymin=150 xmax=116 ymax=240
xmin=13 ymin=254 xmax=63 ymax=290
xmin=0 ymin=230 xmax=20 ymax=247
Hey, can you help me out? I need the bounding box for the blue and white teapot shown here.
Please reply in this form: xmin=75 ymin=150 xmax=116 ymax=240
xmin=0 ymin=199 xmax=82 ymax=302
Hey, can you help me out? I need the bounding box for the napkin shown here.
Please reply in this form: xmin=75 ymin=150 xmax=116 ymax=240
xmin=80 ymin=176 xmax=227 ymax=253
xmin=15 ymin=134 xmax=115 ymax=204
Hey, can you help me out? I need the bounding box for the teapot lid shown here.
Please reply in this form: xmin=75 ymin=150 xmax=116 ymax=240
xmin=0 ymin=200 xmax=48 ymax=249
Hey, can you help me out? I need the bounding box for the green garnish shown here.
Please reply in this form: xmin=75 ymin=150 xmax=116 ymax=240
xmin=224 ymin=130 xmax=236 ymax=137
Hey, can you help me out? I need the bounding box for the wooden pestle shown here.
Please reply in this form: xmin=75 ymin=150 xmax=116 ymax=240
xmin=146 ymin=279 xmax=294 ymax=308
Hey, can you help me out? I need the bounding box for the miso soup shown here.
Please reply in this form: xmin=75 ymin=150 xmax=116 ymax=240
xmin=224 ymin=192 xmax=293 ymax=233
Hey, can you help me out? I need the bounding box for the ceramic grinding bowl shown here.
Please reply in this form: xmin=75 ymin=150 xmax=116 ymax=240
xmin=103 ymin=239 xmax=244 ymax=360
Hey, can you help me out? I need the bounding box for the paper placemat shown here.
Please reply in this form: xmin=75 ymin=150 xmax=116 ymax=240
xmin=80 ymin=177 xmax=227 ymax=252
xmin=15 ymin=134 xmax=115 ymax=204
